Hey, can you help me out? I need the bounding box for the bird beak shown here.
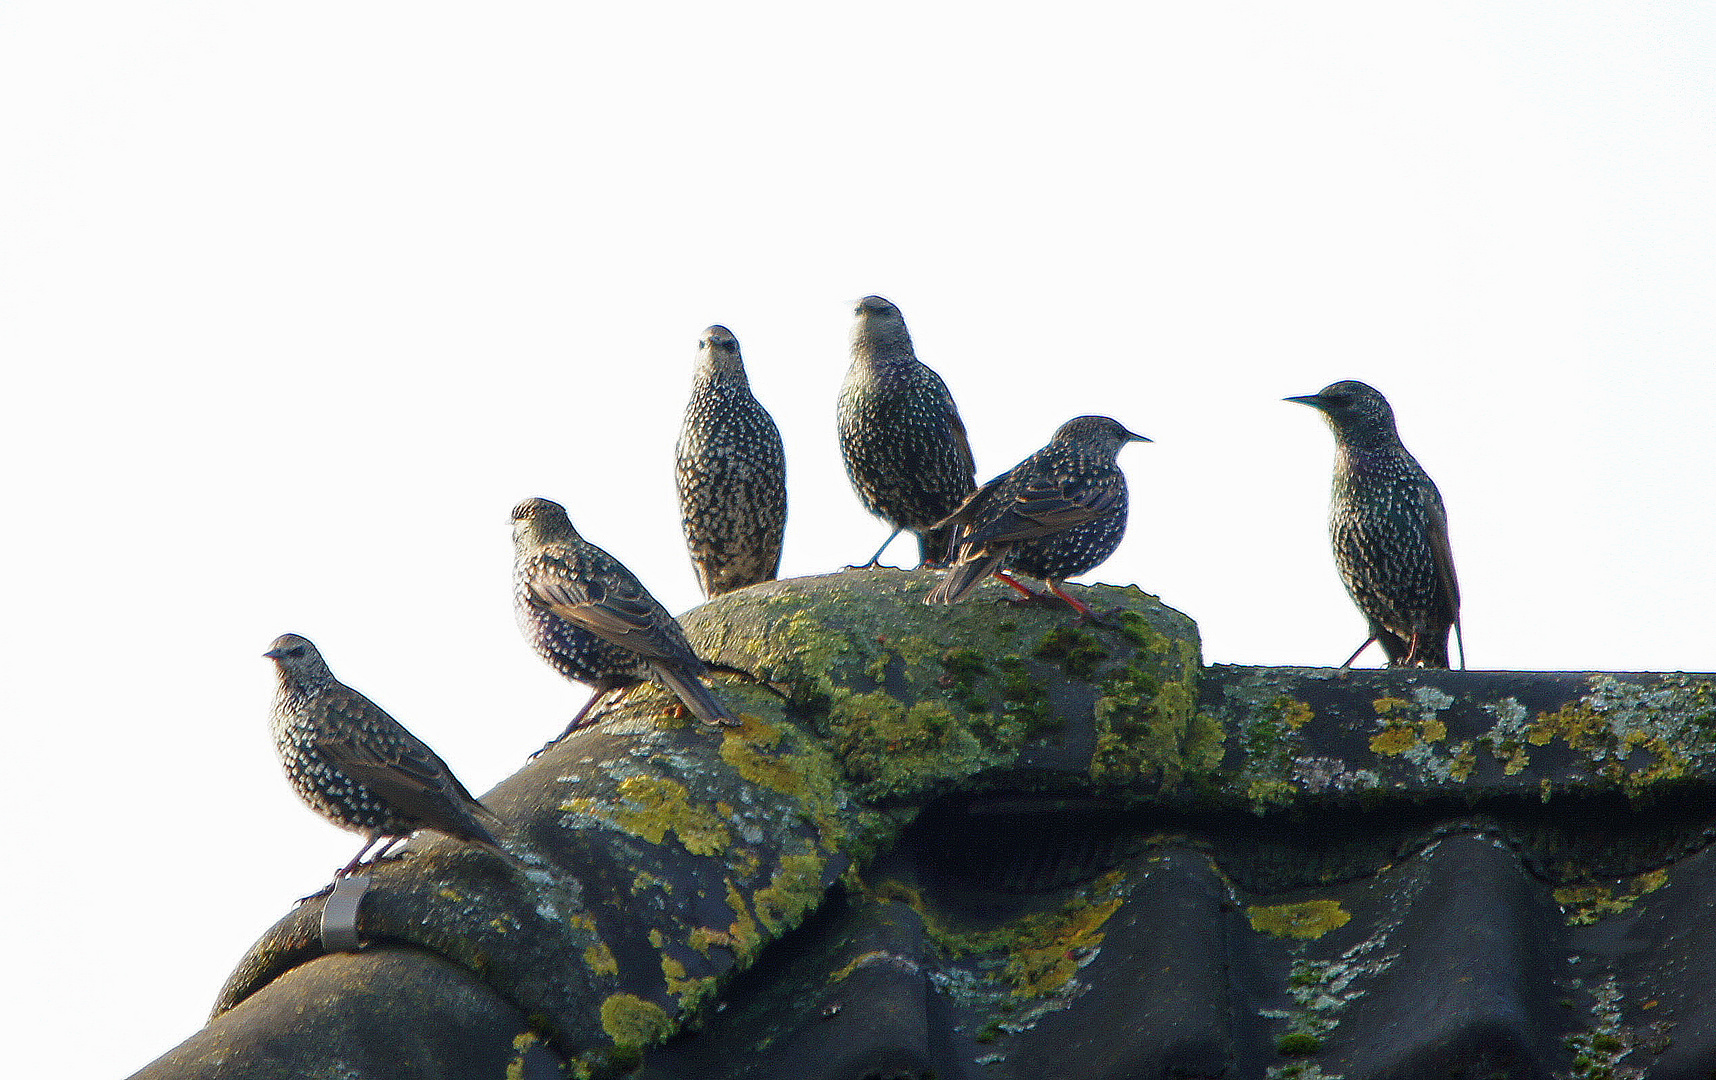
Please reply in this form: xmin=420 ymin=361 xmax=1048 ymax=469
xmin=1284 ymin=394 xmax=1327 ymax=409
xmin=1127 ymin=430 xmax=1152 ymax=443
xmin=263 ymin=648 xmax=284 ymax=660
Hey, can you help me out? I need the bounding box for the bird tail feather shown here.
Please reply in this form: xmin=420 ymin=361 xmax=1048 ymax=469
xmin=925 ymin=553 xmax=1004 ymax=605
xmin=653 ymin=663 xmax=740 ymax=726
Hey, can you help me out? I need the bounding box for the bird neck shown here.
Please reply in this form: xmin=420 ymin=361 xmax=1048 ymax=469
xmin=694 ymin=360 xmax=751 ymax=390
xmin=851 ymin=325 xmax=916 ymax=371
xmin=272 ymin=677 xmax=316 ymax=720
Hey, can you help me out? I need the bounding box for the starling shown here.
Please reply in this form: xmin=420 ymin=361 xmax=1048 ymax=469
xmin=1287 ymin=380 xmax=1464 ymax=669
xmin=837 ymin=295 xmax=977 ymax=567
xmin=675 ymin=325 xmax=788 ymax=598
xmin=265 ymin=633 xmax=507 ymax=878
xmin=512 ymin=496 xmax=739 ymax=740
xmin=926 ymin=415 xmax=1149 ymax=617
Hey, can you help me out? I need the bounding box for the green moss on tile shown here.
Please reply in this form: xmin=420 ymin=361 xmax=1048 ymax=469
xmin=1089 ymin=647 xmax=1213 ymax=789
xmin=1033 ymin=626 xmax=1109 ymax=680
xmin=1276 ymin=1032 xmax=1322 ymax=1055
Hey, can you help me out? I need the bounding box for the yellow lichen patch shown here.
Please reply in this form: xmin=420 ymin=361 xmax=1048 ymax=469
xmin=900 ymin=870 xmax=1129 ymax=1001
xmin=719 ymin=721 xmax=847 ymax=846
xmin=599 ymin=992 xmax=674 ymax=1050
xmin=868 ymin=877 xmax=926 ymax=908
xmin=687 ymin=926 xmax=729 ymax=957
xmin=506 ymin=1032 xmax=547 ymax=1080
xmin=598 ymin=774 xmax=732 ymax=856
xmin=1369 ymin=718 xmax=1448 ymax=757
xmin=660 ymin=953 xmax=717 ymax=1013
xmin=1247 ymin=778 xmax=1298 ymax=811
xmin=722 ymin=878 xmax=763 ymax=960
xmin=1279 ymin=698 xmax=1314 ymax=729
xmin=752 ymin=852 xmax=827 ymax=934
xmin=1372 ymin=696 xmax=1412 ymax=716
xmin=1554 ymin=869 xmax=1669 ymax=926
xmin=995 ymin=889 xmax=1125 ymax=998
xmin=1527 ymin=701 xmax=1612 ymax=750
xmin=584 ymin=941 xmax=618 ymax=977
xmin=1246 ymin=900 xmax=1351 ymax=940
xmin=648 ymin=929 xmax=665 ymax=948
xmin=1369 ymin=723 xmax=1417 ymax=757
xmin=1448 ymin=741 xmax=1478 ymax=781
xmin=829 ymin=949 xmax=892 ymax=984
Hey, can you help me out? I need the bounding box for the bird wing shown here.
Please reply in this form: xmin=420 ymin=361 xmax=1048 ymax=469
xmin=528 ymin=555 xmax=696 ymax=667
xmin=311 ymin=688 xmax=494 ymax=827
xmin=1420 ymin=488 xmax=1461 ymax=620
xmin=946 ymin=403 xmax=976 ymax=481
xmin=975 ymin=474 xmax=1121 ymax=547
xmin=935 ymin=469 xmax=1010 ymax=532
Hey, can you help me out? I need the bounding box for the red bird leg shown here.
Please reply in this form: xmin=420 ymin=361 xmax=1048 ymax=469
xmin=1340 ymin=637 xmax=1377 ymax=670
xmin=1404 ymin=631 xmax=1423 ymax=666
xmin=1046 ymin=581 xmax=1094 ymax=618
xmin=994 ymin=571 xmax=1046 ymax=599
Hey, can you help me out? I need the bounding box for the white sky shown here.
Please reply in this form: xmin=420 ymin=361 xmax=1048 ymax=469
xmin=3 ymin=3 xmax=1712 ymax=1075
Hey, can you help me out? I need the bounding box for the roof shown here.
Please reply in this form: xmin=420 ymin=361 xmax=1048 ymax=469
xmin=132 ymin=572 xmax=1716 ymax=1080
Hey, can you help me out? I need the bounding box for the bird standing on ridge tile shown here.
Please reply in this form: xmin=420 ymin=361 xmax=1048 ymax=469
xmin=837 ymin=295 xmax=976 ymax=568
xmin=675 ymin=325 xmax=787 ymax=598
xmin=265 ymin=633 xmax=508 ymax=878
xmin=512 ymin=497 xmax=739 ymax=743
xmin=1287 ymin=380 xmax=1464 ymax=669
xmin=926 ymin=415 xmax=1149 ymax=617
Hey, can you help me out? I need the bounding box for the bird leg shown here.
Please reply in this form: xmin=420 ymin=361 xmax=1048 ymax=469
xmin=1339 ymin=637 xmax=1376 ymax=671
xmin=1404 ymin=631 xmax=1424 ymax=666
xmin=847 ymin=528 xmax=903 ymax=570
xmin=336 ymin=834 xmax=385 ymax=878
xmin=531 ymin=685 xmax=619 ymax=758
xmin=995 ymin=571 xmax=1049 ymax=600
xmin=300 ymin=835 xmax=396 ymax=904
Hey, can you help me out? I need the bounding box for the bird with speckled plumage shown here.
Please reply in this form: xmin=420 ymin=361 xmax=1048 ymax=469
xmin=838 ymin=295 xmax=976 ymax=568
xmin=265 ymin=633 xmax=507 ymax=878
xmin=1287 ymin=380 xmax=1464 ymax=669
xmin=926 ymin=415 xmax=1149 ymax=617
xmin=512 ymin=497 xmax=738 ymax=743
xmin=676 ymin=325 xmax=787 ymax=598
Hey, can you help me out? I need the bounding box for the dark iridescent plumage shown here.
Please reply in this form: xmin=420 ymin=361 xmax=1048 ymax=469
xmin=512 ymin=497 xmax=738 ymax=741
xmin=837 ymin=295 xmax=976 ymax=567
xmin=1287 ymin=380 xmax=1463 ymax=669
xmin=265 ymin=633 xmax=506 ymax=877
xmin=675 ymin=325 xmax=787 ymax=598
xmin=926 ymin=416 xmax=1148 ymax=615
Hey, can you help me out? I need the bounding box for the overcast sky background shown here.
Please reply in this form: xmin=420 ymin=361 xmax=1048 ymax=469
xmin=4 ymin=3 xmax=1713 ymax=1075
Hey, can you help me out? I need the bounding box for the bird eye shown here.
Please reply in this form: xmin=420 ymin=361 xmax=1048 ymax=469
xmin=286 ymin=647 xmax=305 ymax=658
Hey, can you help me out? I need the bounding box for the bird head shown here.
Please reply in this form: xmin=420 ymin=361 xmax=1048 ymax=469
xmin=1285 ymin=380 xmax=1398 ymax=440
xmin=695 ymin=325 xmax=747 ymax=381
xmin=850 ymin=295 xmax=913 ymax=359
xmin=512 ymin=496 xmax=579 ymax=547
xmin=1052 ymin=415 xmax=1152 ymax=455
xmin=264 ymin=633 xmax=333 ymax=681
